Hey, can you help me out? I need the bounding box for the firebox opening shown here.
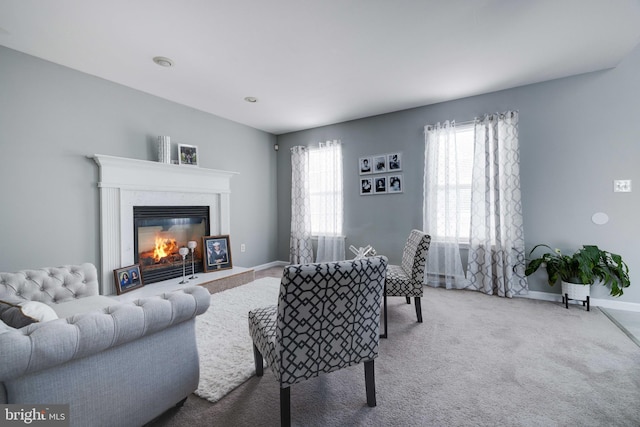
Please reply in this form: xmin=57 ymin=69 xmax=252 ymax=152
xmin=134 ymin=206 xmax=210 ymax=284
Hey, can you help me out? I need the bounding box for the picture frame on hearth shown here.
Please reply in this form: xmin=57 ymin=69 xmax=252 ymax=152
xmin=203 ymin=235 xmax=233 ymax=272
xmin=178 ymin=144 xmax=199 ymax=166
xmin=114 ymin=264 xmax=144 ymax=295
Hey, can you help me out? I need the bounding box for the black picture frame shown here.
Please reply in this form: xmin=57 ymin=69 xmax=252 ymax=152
xmin=203 ymin=235 xmax=233 ymax=272
xmin=114 ymin=264 xmax=144 ymax=295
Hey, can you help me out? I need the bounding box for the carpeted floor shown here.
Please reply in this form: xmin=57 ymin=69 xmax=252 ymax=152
xmin=150 ymin=281 xmax=640 ymax=427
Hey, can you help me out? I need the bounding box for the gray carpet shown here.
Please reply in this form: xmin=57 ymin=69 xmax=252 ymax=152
xmin=150 ymin=285 xmax=640 ymax=426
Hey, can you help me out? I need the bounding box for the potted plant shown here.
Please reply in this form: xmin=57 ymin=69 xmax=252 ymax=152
xmin=525 ymin=244 xmax=630 ymax=308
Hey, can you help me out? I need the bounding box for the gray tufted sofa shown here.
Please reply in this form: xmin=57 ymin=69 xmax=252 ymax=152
xmin=0 ymin=263 xmax=211 ymax=427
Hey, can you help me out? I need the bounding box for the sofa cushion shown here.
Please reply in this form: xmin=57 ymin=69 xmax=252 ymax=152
xmin=51 ymin=295 xmax=118 ymax=319
xmin=20 ymin=301 xmax=58 ymax=322
xmin=0 ymin=298 xmax=37 ymax=328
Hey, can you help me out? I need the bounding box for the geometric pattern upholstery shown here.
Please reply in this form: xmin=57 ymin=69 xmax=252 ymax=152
xmin=385 ymin=230 xmax=431 ymax=297
xmin=249 ymin=255 xmax=388 ymax=388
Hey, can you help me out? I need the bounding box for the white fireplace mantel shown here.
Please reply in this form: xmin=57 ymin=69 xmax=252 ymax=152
xmin=91 ymin=154 xmax=238 ymax=295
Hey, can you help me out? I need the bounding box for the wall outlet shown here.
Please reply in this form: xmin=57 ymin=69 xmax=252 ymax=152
xmin=241 ymin=243 xmax=246 ymax=252
xmin=614 ymin=179 xmax=632 ymax=192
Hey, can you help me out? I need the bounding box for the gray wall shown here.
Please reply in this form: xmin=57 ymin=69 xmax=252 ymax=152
xmin=277 ymin=45 xmax=640 ymax=304
xmin=0 ymin=46 xmax=278 ymax=275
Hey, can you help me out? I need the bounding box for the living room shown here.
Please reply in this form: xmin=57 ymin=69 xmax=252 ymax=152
xmin=2 ymin=1 xmax=640 ymax=426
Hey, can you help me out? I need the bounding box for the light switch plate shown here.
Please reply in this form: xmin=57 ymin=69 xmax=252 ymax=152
xmin=614 ymin=179 xmax=632 ymax=192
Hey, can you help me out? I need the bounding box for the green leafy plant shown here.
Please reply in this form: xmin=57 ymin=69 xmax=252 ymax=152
xmin=525 ymin=244 xmax=630 ymax=297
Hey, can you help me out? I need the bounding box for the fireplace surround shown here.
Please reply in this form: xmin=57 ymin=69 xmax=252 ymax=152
xmin=91 ymin=154 xmax=237 ymax=295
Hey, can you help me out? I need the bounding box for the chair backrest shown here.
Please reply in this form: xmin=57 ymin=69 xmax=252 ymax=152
xmin=0 ymin=263 xmax=99 ymax=304
xmin=276 ymin=256 xmax=388 ymax=387
xmin=400 ymin=230 xmax=432 ymax=284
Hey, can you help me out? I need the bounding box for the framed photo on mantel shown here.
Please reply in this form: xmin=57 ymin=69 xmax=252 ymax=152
xmin=178 ymin=144 xmax=198 ymax=166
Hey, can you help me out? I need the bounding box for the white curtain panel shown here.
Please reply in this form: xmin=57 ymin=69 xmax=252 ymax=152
xmin=466 ymin=111 xmax=528 ymax=297
xmin=423 ymin=121 xmax=468 ymax=289
xmin=289 ymin=146 xmax=314 ymax=264
xmin=312 ymin=140 xmax=345 ymax=262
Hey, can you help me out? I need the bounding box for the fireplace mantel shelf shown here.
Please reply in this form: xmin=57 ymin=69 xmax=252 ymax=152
xmin=90 ymin=154 xmax=239 ymax=193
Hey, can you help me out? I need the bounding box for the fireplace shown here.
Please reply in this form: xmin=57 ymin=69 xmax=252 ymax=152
xmin=134 ymin=206 xmax=210 ymax=284
xmin=92 ymin=154 xmax=237 ymax=295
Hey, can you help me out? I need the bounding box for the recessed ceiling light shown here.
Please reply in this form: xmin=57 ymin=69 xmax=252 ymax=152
xmin=153 ymin=56 xmax=174 ymax=67
xmin=244 ymin=97 xmax=258 ymax=103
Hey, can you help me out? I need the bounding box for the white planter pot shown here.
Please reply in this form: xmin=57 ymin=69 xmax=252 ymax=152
xmin=561 ymin=281 xmax=590 ymax=301
xmin=561 ymin=281 xmax=591 ymax=311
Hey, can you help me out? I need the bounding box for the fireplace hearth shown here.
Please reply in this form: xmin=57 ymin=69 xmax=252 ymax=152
xmin=134 ymin=206 xmax=210 ymax=284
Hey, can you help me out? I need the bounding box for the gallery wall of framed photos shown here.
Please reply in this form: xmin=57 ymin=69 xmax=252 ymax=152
xmin=358 ymin=152 xmax=403 ymax=195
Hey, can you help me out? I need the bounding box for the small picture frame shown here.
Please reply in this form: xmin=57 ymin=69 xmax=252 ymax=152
xmin=388 ymin=174 xmax=403 ymax=193
xmin=373 ymin=155 xmax=387 ymax=173
xmin=203 ymin=235 xmax=233 ymax=272
xmin=359 ymin=157 xmax=372 ymax=175
xmin=388 ymin=153 xmax=402 ymax=171
xmin=178 ymin=144 xmax=199 ymax=166
xmin=113 ymin=264 xmax=144 ymax=295
xmin=374 ymin=176 xmax=387 ymax=194
xmin=360 ymin=177 xmax=373 ymax=195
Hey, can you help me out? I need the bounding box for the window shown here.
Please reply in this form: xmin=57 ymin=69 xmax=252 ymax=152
xmin=308 ymin=142 xmax=343 ymax=236
xmin=432 ymin=123 xmax=474 ymax=243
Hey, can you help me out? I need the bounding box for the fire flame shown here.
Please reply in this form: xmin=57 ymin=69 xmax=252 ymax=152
xmin=153 ymin=236 xmax=178 ymax=262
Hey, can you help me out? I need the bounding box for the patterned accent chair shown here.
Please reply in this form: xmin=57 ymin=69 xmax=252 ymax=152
xmin=385 ymin=229 xmax=431 ymax=323
xmin=248 ymin=256 xmax=388 ymax=427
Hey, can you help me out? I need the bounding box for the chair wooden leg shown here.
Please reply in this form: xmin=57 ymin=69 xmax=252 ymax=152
xmin=405 ymin=296 xmax=411 ymax=304
xmin=253 ymin=344 xmax=263 ymax=376
xmin=364 ymin=360 xmax=376 ymax=407
xmin=280 ymin=387 xmax=291 ymax=427
xmin=415 ymin=297 xmax=423 ymax=323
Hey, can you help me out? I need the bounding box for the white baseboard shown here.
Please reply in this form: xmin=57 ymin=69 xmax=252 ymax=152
xmin=252 ymin=260 xmax=288 ymax=271
xmin=517 ymin=290 xmax=640 ymax=312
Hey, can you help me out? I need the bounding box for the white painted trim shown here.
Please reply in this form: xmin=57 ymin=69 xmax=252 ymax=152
xmin=516 ymin=290 xmax=640 ymax=312
xmin=253 ymin=260 xmax=289 ymax=271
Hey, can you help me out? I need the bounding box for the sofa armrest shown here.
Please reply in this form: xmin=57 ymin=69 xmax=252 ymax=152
xmin=0 ymin=286 xmax=210 ymax=381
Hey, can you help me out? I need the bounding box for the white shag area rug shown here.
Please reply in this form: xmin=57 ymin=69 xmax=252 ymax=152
xmin=194 ymin=277 xmax=280 ymax=403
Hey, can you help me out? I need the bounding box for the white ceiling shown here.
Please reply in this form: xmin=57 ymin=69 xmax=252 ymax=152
xmin=1 ymin=1 xmax=639 ymax=135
